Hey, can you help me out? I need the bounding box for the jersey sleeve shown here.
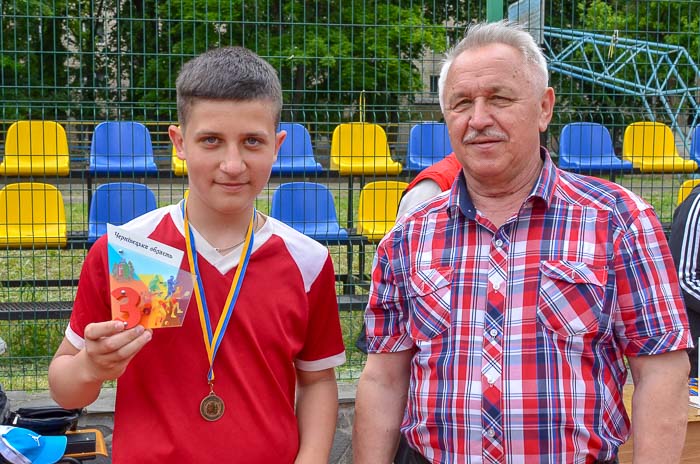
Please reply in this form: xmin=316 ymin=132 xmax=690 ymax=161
xmin=295 ymin=254 xmax=346 ymax=371
xmin=65 ymin=235 xmax=112 ymax=349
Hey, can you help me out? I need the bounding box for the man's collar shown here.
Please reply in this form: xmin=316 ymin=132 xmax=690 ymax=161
xmin=448 ymin=147 xmax=556 ymax=219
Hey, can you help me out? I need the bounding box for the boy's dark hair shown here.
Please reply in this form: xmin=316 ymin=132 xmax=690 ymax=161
xmin=175 ymin=46 xmax=282 ymax=128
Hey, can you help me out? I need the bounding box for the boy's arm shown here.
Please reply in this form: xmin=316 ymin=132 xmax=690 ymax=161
xmin=49 ymin=321 xmax=152 ymax=409
xmin=294 ymin=367 xmax=338 ymax=464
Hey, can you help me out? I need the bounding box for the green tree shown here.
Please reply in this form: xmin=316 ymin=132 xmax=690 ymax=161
xmin=0 ymin=0 xmax=71 ymax=120
xmin=116 ymin=0 xmax=447 ymax=125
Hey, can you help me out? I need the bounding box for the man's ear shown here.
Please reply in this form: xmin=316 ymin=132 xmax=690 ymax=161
xmin=169 ymin=125 xmax=186 ymax=160
xmin=538 ymin=87 xmax=556 ymax=133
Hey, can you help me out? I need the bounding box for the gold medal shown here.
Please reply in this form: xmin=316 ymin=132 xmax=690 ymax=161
xmin=200 ymin=391 xmax=225 ymax=421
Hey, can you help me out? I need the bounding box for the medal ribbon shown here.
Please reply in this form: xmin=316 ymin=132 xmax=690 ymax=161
xmin=181 ymin=200 xmax=256 ymax=383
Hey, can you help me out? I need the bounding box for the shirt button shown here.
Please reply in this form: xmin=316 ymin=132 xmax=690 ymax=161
xmin=487 ymin=428 xmax=495 ymax=437
xmin=489 ymin=328 xmax=498 ymax=337
xmin=493 ymin=282 xmax=500 ymax=291
xmin=494 ymin=239 xmax=503 ymax=248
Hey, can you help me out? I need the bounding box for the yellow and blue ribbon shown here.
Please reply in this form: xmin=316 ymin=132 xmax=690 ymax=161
xmin=182 ymin=200 xmax=256 ymax=383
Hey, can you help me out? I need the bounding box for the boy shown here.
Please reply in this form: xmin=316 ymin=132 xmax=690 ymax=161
xmin=48 ymin=47 xmax=346 ymax=463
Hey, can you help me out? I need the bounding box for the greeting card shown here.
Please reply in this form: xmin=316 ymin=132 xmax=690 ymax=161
xmin=107 ymin=224 xmax=193 ymax=329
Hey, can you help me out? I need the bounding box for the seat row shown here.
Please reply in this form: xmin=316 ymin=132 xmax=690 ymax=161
xmin=0 ymin=180 xmax=408 ymax=248
xmin=558 ymin=121 xmax=700 ymax=173
xmin=0 ymin=120 xmax=453 ymax=177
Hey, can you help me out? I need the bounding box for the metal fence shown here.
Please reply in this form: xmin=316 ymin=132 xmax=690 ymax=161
xmin=1 ymin=0 xmax=699 ymax=390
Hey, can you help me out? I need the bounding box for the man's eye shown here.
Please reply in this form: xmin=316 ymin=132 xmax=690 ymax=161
xmin=245 ymin=137 xmax=262 ymax=146
xmin=451 ymin=100 xmax=472 ymax=113
xmin=202 ymin=136 xmax=218 ymax=145
xmin=491 ymin=95 xmax=512 ymax=105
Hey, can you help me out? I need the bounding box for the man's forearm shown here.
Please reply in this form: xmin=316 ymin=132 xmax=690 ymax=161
xmin=353 ymin=352 xmax=411 ymax=464
xmin=630 ymin=353 xmax=689 ymax=463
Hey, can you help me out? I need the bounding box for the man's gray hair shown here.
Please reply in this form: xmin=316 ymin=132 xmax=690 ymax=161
xmin=438 ymin=20 xmax=549 ymax=113
xmin=176 ymin=46 xmax=283 ymax=127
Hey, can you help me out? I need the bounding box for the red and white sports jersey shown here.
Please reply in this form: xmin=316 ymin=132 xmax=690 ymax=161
xmin=66 ymin=202 xmax=346 ymax=463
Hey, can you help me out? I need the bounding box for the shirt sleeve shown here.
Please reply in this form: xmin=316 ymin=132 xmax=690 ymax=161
xmin=295 ymin=254 xmax=346 ymax=371
xmin=364 ymin=234 xmax=414 ymax=353
xmin=614 ymin=207 xmax=693 ymax=356
xmin=396 ymin=180 xmax=443 ymax=220
xmin=66 ymin=235 xmax=112 ymax=349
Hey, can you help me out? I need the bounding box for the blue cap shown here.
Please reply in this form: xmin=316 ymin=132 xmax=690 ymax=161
xmin=0 ymin=425 xmax=67 ymax=464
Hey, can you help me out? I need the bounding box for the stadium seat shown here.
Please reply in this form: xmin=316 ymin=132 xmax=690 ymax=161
xmin=405 ymin=122 xmax=452 ymax=171
xmin=0 ymin=182 xmax=67 ymax=248
xmin=171 ymin=145 xmax=187 ymax=176
xmin=357 ymin=181 xmax=409 ymax=241
xmin=558 ymin=122 xmax=634 ymax=173
xmin=88 ymin=121 xmax=158 ymax=175
xmin=271 ymin=123 xmax=324 ymax=175
xmin=622 ymin=121 xmax=698 ymax=173
xmin=269 ymin=182 xmax=349 ymax=242
xmin=678 ymin=179 xmax=700 ymax=205
xmin=0 ymin=120 xmax=70 ymax=176
xmin=87 ymin=182 xmax=158 ymax=242
xmin=690 ymin=125 xmax=699 ymax=164
xmin=329 ymin=122 xmax=402 ymax=175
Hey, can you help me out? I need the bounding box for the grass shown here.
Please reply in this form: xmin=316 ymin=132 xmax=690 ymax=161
xmin=0 ymin=174 xmax=684 ymax=389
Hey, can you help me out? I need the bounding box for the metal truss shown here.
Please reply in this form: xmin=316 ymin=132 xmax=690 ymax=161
xmin=543 ymin=26 xmax=700 ymax=149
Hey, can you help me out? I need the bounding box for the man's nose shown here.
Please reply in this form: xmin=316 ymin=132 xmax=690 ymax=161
xmin=468 ymin=99 xmax=493 ymax=130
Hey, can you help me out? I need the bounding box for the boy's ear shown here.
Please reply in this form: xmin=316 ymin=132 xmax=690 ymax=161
xmin=169 ymin=125 xmax=186 ymax=161
xmin=274 ymin=129 xmax=287 ymax=162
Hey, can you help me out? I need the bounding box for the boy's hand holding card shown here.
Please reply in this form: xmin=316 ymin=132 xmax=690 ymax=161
xmin=107 ymin=224 xmax=193 ymax=329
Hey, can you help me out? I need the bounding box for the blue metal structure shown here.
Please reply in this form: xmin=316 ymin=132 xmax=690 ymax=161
xmin=543 ymin=27 xmax=700 ymax=150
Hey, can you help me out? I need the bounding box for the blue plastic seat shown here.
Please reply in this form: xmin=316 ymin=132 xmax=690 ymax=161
xmin=88 ymin=182 xmax=158 ymax=242
xmin=269 ymin=182 xmax=348 ymax=242
xmin=88 ymin=121 xmax=159 ymax=175
xmin=558 ymin=122 xmax=634 ymax=173
xmin=405 ymin=122 xmax=452 ymax=171
xmin=690 ymin=125 xmax=700 ymax=164
xmin=271 ymin=123 xmax=324 ymax=175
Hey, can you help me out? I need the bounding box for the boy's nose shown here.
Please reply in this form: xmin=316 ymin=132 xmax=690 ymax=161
xmin=220 ymin=145 xmax=245 ymax=173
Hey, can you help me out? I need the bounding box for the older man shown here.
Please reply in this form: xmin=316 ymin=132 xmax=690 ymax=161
xmin=353 ymin=21 xmax=691 ymax=464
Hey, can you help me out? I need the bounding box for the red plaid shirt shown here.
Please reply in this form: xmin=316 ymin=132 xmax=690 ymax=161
xmin=365 ymin=151 xmax=692 ymax=463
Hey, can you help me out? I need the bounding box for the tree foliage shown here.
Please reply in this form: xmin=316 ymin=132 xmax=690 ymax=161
xmin=113 ymin=0 xmax=447 ymax=123
xmin=1 ymin=0 xmax=698 ymax=126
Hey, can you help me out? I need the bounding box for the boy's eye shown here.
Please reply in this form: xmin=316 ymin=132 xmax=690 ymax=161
xmin=202 ymin=136 xmax=219 ymax=145
xmin=245 ymin=137 xmax=262 ymax=146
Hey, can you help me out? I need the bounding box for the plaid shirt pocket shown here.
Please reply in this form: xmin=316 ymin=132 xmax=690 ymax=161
xmin=537 ymin=260 xmax=608 ymax=337
xmin=407 ymin=267 xmax=453 ymax=341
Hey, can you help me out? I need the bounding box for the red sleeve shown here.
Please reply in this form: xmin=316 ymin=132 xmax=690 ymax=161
xmin=296 ymin=254 xmax=346 ymax=370
xmin=68 ymin=235 xmax=112 ymax=342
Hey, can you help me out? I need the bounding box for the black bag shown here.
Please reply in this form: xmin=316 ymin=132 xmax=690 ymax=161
xmin=0 ymin=383 xmax=10 ymax=425
xmin=7 ymin=406 xmax=82 ymax=436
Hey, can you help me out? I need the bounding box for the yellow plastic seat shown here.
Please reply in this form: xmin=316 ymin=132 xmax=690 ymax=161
xmin=622 ymin=122 xmax=698 ymax=173
xmin=172 ymin=144 xmax=187 ymax=176
xmin=330 ymin=122 xmax=402 ymax=175
xmin=0 ymin=121 xmax=71 ymax=176
xmin=357 ymin=181 xmax=409 ymax=241
xmin=0 ymin=182 xmax=67 ymax=248
xmin=678 ymin=179 xmax=700 ymax=205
